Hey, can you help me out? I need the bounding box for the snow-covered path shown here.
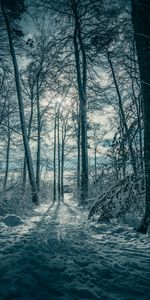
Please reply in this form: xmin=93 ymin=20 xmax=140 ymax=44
xmin=0 ymin=197 xmax=150 ymax=300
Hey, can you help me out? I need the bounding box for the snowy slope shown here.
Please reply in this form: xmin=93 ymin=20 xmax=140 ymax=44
xmin=0 ymin=196 xmax=150 ymax=300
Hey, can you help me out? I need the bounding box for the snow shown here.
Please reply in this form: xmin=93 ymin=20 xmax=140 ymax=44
xmin=0 ymin=196 xmax=150 ymax=300
xmin=1 ymin=214 xmax=24 ymax=227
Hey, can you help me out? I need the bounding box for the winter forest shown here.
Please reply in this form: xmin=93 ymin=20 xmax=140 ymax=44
xmin=0 ymin=0 xmax=150 ymax=299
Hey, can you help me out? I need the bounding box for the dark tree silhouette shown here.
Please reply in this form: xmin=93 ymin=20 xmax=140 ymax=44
xmin=131 ymin=0 xmax=150 ymax=233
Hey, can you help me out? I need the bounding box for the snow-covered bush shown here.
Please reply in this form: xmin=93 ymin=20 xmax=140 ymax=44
xmin=88 ymin=175 xmax=145 ymax=222
xmin=0 ymin=179 xmax=53 ymax=217
xmin=0 ymin=183 xmax=33 ymax=216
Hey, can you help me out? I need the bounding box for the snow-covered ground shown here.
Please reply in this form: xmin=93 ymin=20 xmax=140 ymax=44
xmin=0 ymin=195 xmax=150 ymax=300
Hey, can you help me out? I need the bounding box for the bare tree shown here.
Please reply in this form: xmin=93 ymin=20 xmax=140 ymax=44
xmin=1 ymin=0 xmax=39 ymax=204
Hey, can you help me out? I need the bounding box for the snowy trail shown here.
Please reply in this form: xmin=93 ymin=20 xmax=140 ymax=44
xmin=0 ymin=197 xmax=150 ymax=300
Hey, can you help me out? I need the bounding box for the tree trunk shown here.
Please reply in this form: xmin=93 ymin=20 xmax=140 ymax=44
xmin=3 ymin=113 xmax=10 ymax=189
xmin=77 ymin=102 xmax=81 ymax=194
xmin=131 ymin=45 xmax=144 ymax=174
xmin=131 ymin=0 xmax=150 ymax=233
xmin=73 ymin=13 xmax=88 ymax=202
xmin=36 ymin=76 xmax=41 ymax=192
xmin=57 ymin=110 xmax=61 ymax=200
xmin=107 ymin=50 xmax=137 ymax=174
xmin=22 ymin=89 xmax=34 ymax=190
xmin=2 ymin=3 xmax=39 ymax=204
xmin=94 ymin=129 xmax=97 ymax=181
xmin=53 ymin=113 xmax=57 ymax=202
xmin=61 ymin=125 xmax=64 ymax=200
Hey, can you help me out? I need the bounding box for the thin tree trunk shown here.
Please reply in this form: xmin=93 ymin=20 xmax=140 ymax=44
xmin=22 ymin=89 xmax=34 ymax=190
xmin=131 ymin=44 xmax=144 ymax=174
xmin=107 ymin=50 xmax=137 ymax=174
xmin=131 ymin=0 xmax=150 ymax=233
xmin=138 ymin=96 xmax=144 ymax=174
xmin=36 ymin=76 xmax=41 ymax=192
xmin=53 ymin=113 xmax=57 ymax=202
xmin=2 ymin=3 xmax=39 ymax=204
xmin=122 ymin=140 xmax=126 ymax=179
xmin=22 ymin=159 xmax=27 ymax=190
xmin=77 ymin=102 xmax=80 ymax=193
xmin=94 ymin=129 xmax=97 ymax=181
xmin=120 ymin=117 xmax=126 ymax=179
xmin=57 ymin=110 xmax=61 ymax=200
xmin=61 ymin=125 xmax=64 ymax=200
xmin=73 ymin=18 xmax=88 ymax=202
xmin=3 ymin=113 xmax=10 ymax=189
xmin=94 ymin=146 xmax=97 ymax=181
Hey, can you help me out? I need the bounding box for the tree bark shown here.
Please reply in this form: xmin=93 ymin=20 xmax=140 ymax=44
xmin=107 ymin=50 xmax=137 ymax=174
xmin=61 ymin=124 xmax=65 ymax=200
xmin=53 ymin=113 xmax=57 ymax=202
xmin=3 ymin=112 xmax=10 ymax=190
xmin=36 ymin=75 xmax=41 ymax=192
xmin=57 ymin=109 xmax=61 ymax=200
xmin=77 ymin=101 xmax=81 ymax=193
xmin=131 ymin=0 xmax=150 ymax=233
xmin=73 ymin=2 xmax=88 ymax=201
xmin=94 ymin=129 xmax=97 ymax=181
xmin=22 ymin=87 xmax=34 ymax=190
